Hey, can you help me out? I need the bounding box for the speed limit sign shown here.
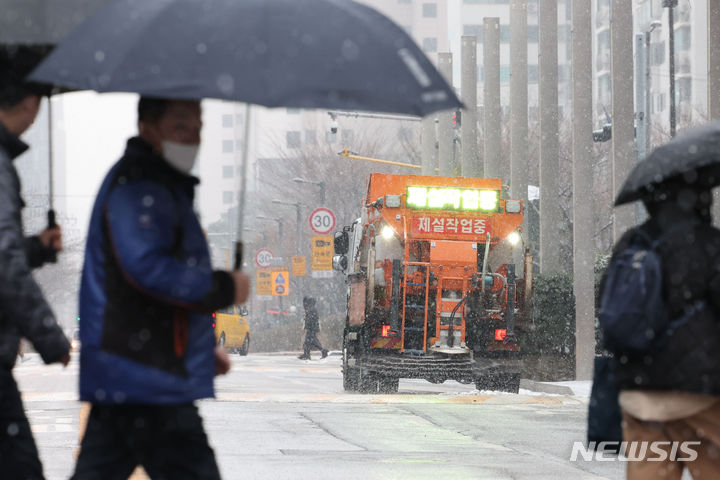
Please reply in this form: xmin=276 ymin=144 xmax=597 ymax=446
xmin=255 ymin=249 xmax=274 ymax=268
xmin=309 ymin=207 xmax=336 ymax=235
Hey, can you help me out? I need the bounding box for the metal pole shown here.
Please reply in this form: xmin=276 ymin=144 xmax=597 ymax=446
xmin=461 ymin=35 xmax=480 ymax=177
xmin=421 ymin=116 xmax=436 ymax=175
xmin=667 ymin=1 xmax=677 ymax=137
xmin=611 ymin=0 xmax=635 ymax=241
xmin=635 ymin=33 xmax=647 ymax=165
xmin=510 ymin=0 xmax=528 ymax=275
xmin=295 ymin=204 xmax=302 ymax=256
xmin=708 ymin=0 xmax=720 ymax=226
xmin=483 ymin=17 xmax=502 ymax=180
xmin=510 ymin=0 xmax=528 ymax=204
xmin=235 ymin=104 xmax=252 ymax=270
xmin=645 ymin=31 xmax=653 ymax=152
xmin=438 ymin=53 xmax=454 ymax=176
xmin=572 ymin=0 xmax=595 ymax=381
xmin=319 ymin=183 xmax=326 ymax=204
xmin=538 ymin=0 xmax=560 ymax=274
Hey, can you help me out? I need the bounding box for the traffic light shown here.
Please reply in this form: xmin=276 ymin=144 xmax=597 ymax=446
xmin=452 ymin=109 xmax=462 ymax=129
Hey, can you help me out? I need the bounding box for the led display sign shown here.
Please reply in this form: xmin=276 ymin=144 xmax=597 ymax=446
xmin=406 ymin=186 xmax=500 ymax=212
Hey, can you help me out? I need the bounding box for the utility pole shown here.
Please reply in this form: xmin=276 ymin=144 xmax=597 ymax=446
xmin=635 ymin=33 xmax=647 ymax=166
xmin=483 ymin=17 xmax=502 ymax=180
xmin=708 ymin=0 xmax=720 ymax=226
xmin=664 ymin=0 xmax=678 ymax=137
xmin=538 ymin=0 xmax=560 ymax=274
xmin=461 ymin=35 xmax=480 ymax=177
xmin=572 ymin=0 xmax=595 ymax=381
xmin=611 ymin=0 xmax=635 ymax=242
xmin=510 ymin=0 xmax=528 ymax=251
xmin=438 ymin=53 xmax=455 ymax=176
xmin=421 ymin=116 xmax=437 ymax=176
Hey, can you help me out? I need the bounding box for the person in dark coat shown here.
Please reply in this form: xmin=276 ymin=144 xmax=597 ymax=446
xmin=299 ymin=296 xmax=327 ymax=360
xmin=604 ymin=179 xmax=720 ymax=479
xmin=72 ymin=97 xmax=250 ymax=479
xmin=0 ymin=47 xmax=71 ymax=479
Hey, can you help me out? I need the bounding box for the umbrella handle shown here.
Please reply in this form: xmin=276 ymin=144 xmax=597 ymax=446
xmin=46 ymin=209 xmax=57 ymax=263
xmin=234 ymin=241 xmax=243 ymax=271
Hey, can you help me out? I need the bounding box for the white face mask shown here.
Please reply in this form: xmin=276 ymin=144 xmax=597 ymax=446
xmin=162 ymin=140 xmax=199 ymax=174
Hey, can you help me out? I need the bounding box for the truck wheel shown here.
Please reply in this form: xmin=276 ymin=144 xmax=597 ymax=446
xmin=343 ymin=366 xmax=360 ymax=392
xmin=378 ymin=377 xmax=399 ymax=394
xmin=238 ymin=335 xmax=250 ymax=356
xmin=358 ymin=373 xmax=379 ymax=394
xmin=475 ymin=373 xmax=520 ymax=394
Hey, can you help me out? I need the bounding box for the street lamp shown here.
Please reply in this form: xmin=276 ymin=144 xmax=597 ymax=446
xmin=293 ymin=177 xmax=326 ymax=204
xmin=271 ymin=200 xmax=303 ymax=256
xmin=663 ymin=0 xmax=678 ymax=137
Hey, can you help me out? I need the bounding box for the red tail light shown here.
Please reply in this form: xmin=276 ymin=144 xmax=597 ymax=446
xmin=212 ymin=323 xmax=216 ymax=329
xmin=495 ymin=329 xmax=507 ymax=341
xmin=381 ymin=325 xmax=391 ymax=337
xmin=212 ymin=313 xmax=216 ymax=318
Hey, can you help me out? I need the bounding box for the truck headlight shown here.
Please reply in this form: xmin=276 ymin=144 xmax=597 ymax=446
xmin=507 ymin=231 xmax=521 ymax=246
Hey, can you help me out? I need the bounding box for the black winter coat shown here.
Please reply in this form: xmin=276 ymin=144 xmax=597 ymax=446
xmin=606 ymin=209 xmax=720 ymax=394
xmin=0 ymin=121 xmax=70 ymax=369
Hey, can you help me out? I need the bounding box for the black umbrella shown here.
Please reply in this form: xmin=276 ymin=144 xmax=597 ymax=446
xmin=615 ymin=122 xmax=720 ymax=206
xmin=28 ymin=0 xmax=460 ymax=269
xmin=28 ymin=0 xmax=459 ymax=116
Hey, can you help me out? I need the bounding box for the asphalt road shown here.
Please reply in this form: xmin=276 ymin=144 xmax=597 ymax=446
xmin=14 ymin=352 xmax=625 ymax=480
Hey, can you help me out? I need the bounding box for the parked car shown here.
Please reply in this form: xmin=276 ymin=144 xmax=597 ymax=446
xmin=213 ymin=305 xmax=250 ymax=356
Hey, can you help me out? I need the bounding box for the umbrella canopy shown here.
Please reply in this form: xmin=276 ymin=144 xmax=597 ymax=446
xmin=615 ymin=122 xmax=720 ymax=206
xmin=0 ymin=0 xmax=111 ymax=45
xmin=29 ymin=0 xmax=461 ymax=116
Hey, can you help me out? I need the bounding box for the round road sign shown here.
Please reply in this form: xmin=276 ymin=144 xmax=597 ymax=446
xmin=309 ymin=207 xmax=336 ymax=235
xmin=255 ymin=249 xmax=274 ymax=268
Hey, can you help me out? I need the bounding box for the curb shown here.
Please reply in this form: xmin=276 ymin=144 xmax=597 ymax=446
xmin=519 ymin=379 xmax=574 ymax=396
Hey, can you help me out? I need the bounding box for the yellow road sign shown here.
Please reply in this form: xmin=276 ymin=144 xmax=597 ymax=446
xmin=292 ymin=256 xmax=306 ymax=277
xmin=256 ymin=270 xmax=272 ymax=296
xmin=312 ymin=235 xmax=333 ymax=272
xmin=271 ymin=271 xmax=290 ymax=297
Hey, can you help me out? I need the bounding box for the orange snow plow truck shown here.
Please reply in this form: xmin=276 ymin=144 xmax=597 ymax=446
xmin=332 ymin=173 xmax=533 ymax=393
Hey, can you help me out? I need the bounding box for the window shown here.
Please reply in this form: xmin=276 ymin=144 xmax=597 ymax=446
xmin=528 ymin=65 xmax=538 ymax=84
xmin=527 ymin=25 xmax=539 ymax=43
xmin=598 ymin=73 xmax=611 ymax=104
xmin=222 ymin=114 xmax=233 ymax=128
xmin=463 ymin=0 xmax=508 ymax=3
xmin=222 ymin=191 xmax=233 ymax=204
xmin=675 ymin=26 xmax=691 ymax=51
xmin=286 ymin=108 xmax=301 ymax=115
xmin=325 ymin=131 xmax=337 ymax=144
xmin=597 ymin=30 xmax=610 ymax=58
xmin=500 ymin=66 xmax=510 ymax=83
xmin=597 ymin=0 xmax=610 ymax=12
xmin=222 ymin=166 xmax=233 ymax=179
xmin=463 ymin=24 xmax=483 ymax=41
xmin=677 ymin=77 xmax=692 ymax=103
xmin=653 ymin=92 xmax=666 ymax=114
xmin=235 ymin=113 xmax=244 ymax=124
xmin=305 ymin=130 xmax=317 ymax=145
xmin=423 ymin=37 xmax=437 ymax=53
xmin=422 ymin=3 xmax=437 ymax=18
xmin=398 ymin=0 xmax=411 ymax=3
xmin=222 ymin=140 xmax=233 ymax=153
xmin=651 ymin=41 xmax=665 ymax=66
xmin=341 ymin=129 xmax=355 ymax=145
xmin=286 ymin=131 xmax=302 ymax=148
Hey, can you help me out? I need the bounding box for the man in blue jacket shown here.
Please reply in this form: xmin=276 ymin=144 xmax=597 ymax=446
xmin=72 ymin=97 xmax=249 ymax=479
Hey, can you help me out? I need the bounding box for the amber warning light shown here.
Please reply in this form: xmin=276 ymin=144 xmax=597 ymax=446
xmin=381 ymin=325 xmax=391 ymax=337
xmin=495 ymin=329 xmax=507 ymax=341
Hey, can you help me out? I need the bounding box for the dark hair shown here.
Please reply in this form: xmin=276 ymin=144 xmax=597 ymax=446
xmin=0 ymin=46 xmax=53 ymax=109
xmin=138 ymin=97 xmax=170 ymax=124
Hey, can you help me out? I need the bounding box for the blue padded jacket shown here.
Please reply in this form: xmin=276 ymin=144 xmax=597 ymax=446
xmin=79 ymin=137 xmax=235 ymax=404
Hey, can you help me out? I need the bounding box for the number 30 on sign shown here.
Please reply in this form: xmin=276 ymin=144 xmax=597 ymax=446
xmin=309 ymin=207 xmax=336 ymax=235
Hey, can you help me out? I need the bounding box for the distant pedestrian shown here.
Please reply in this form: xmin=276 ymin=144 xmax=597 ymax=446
xmin=299 ymin=297 xmax=327 ymax=360
xmin=601 ymin=160 xmax=720 ymax=478
xmin=72 ymin=97 xmax=250 ymax=479
xmin=0 ymin=47 xmax=71 ymax=480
